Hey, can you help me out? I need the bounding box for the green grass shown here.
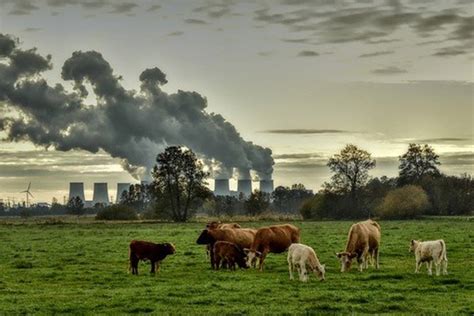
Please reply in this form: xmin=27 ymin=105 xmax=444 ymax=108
xmin=0 ymin=219 xmax=472 ymax=314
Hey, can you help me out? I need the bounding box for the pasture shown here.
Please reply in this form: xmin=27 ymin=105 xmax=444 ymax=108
xmin=0 ymin=219 xmax=472 ymax=314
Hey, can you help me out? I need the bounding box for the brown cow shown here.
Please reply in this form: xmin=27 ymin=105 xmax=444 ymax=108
xmin=244 ymin=224 xmax=301 ymax=271
xmin=213 ymin=241 xmax=249 ymax=270
xmin=196 ymin=228 xmax=257 ymax=269
xmin=336 ymin=219 xmax=381 ymax=272
xmin=129 ymin=240 xmax=176 ymax=275
xmin=204 ymin=221 xmax=242 ymax=258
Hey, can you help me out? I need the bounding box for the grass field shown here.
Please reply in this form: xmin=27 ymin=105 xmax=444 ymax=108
xmin=0 ymin=218 xmax=472 ymax=314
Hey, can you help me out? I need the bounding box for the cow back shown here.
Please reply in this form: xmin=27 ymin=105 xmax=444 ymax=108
xmin=252 ymin=224 xmax=300 ymax=253
xmin=208 ymin=228 xmax=256 ymax=249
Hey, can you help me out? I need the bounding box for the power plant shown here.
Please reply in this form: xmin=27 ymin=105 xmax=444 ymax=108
xmin=68 ymin=182 xmax=85 ymax=202
xmin=116 ymin=183 xmax=131 ymax=203
xmin=259 ymin=179 xmax=274 ymax=194
xmin=237 ymin=179 xmax=253 ymax=197
xmin=214 ymin=179 xmax=230 ymax=196
xmin=92 ymin=183 xmax=109 ymax=205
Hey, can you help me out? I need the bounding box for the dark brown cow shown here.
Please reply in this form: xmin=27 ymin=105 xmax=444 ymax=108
xmin=213 ymin=241 xmax=249 ymax=270
xmin=196 ymin=228 xmax=257 ymax=269
xmin=129 ymin=240 xmax=176 ymax=275
xmin=244 ymin=224 xmax=301 ymax=271
xmin=336 ymin=219 xmax=381 ymax=272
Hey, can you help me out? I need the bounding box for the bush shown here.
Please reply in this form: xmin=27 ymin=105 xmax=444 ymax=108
xmin=376 ymin=185 xmax=430 ymax=219
xmin=95 ymin=205 xmax=138 ymax=221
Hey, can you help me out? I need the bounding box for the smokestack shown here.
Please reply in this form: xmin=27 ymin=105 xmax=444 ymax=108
xmin=237 ymin=179 xmax=252 ymax=197
xmin=68 ymin=182 xmax=85 ymax=202
xmin=116 ymin=183 xmax=130 ymax=203
xmin=92 ymin=183 xmax=109 ymax=205
xmin=214 ymin=179 xmax=230 ymax=196
xmin=259 ymin=179 xmax=274 ymax=194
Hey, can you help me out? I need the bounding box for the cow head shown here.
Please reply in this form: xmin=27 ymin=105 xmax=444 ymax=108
xmin=312 ymin=264 xmax=326 ymax=281
xmin=409 ymin=240 xmax=420 ymax=253
xmin=236 ymin=248 xmax=250 ymax=269
xmin=243 ymin=249 xmax=262 ymax=268
xmin=196 ymin=229 xmax=214 ymax=245
xmin=336 ymin=252 xmax=357 ymax=272
xmin=163 ymin=243 xmax=176 ymax=255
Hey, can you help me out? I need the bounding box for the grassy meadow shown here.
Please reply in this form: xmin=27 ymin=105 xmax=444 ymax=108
xmin=0 ymin=218 xmax=472 ymax=314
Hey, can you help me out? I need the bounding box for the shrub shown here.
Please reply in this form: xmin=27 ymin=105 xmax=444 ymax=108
xmin=376 ymin=185 xmax=430 ymax=219
xmin=95 ymin=205 xmax=138 ymax=221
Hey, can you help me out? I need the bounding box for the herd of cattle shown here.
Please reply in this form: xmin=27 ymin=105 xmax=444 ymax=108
xmin=128 ymin=219 xmax=448 ymax=282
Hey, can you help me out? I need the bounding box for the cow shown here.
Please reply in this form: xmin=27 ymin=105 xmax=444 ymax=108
xmin=244 ymin=224 xmax=301 ymax=271
xmin=287 ymin=243 xmax=325 ymax=282
xmin=409 ymin=239 xmax=448 ymax=276
xmin=196 ymin=228 xmax=257 ymax=269
xmin=213 ymin=241 xmax=249 ymax=270
xmin=129 ymin=240 xmax=176 ymax=275
xmin=336 ymin=219 xmax=381 ymax=272
xmin=204 ymin=221 xmax=242 ymax=258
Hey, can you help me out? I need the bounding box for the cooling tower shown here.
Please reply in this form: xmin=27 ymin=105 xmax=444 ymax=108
xmin=214 ymin=179 xmax=230 ymax=196
xmin=237 ymin=179 xmax=252 ymax=197
xmin=68 ymin=182 xmax=85 ymax=202
xmin=92 ymin=183 xmax=109 ymax=205
xmin=116 ymin=183 xmax=131 ymax=203
xmin=259 ymin=180 xmax=274 ymax=194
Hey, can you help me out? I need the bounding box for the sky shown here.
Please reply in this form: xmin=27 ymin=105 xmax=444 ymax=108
xmin=0 ymin=0 xmax=473 ymax=203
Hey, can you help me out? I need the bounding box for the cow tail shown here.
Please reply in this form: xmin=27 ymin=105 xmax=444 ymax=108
xmin=439 ymin=240 xmax=447 ymax=262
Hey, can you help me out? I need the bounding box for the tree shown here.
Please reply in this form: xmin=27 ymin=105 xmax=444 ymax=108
xmin=272 ymin=184 xmax=314 ymax=213
xmin=120 ymin=183 xmax=150 ymax=212
xmin=376 ymin=185 xmax=430 ymax=219
xmin=151 ymin=146 xmax=209 ymax=222
xmin=66 ymin=196 xmax=85 ymax=216
xmin=326 ymin=144 xmax=376 ymax=209
xmin=398 ymin=143 xmax=440 ymax=185
xmin=245 ymin=190 xmax=270 ymax=216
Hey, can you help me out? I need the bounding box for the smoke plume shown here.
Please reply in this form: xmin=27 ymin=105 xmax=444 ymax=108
xmin=0 ymin=33 xmax=273 ymax=180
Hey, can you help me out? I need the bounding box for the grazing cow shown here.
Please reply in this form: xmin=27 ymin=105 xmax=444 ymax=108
xmin=244 ymin=224 xmax=301 ymax=271
xmin=213 ymin=241 xmax=249 ymax=270
xmin=409 ymin=239 xmax=448 ymax=276
xmin=336 ymin=219 xmax=381 ymax=272
xmin=287 ymin=243 xmax=325 ymax=282
xmin=204 ymin=222 xmax=242 ymax=258
xmin=196 ymin=228 xmax=257 ymax=269
xmin=129 ymin=240 xmax=176 ymax=275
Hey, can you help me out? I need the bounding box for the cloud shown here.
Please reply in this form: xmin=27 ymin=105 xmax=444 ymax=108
xmin=273 ymin=153 xmax=326 ymax=160
xmin=0 ymin=33 xmax=274 ymax=181
xmin=167 ymin=31 xmax=184 ymax=37
xmin=184 ymin=18 xmax=208 ymax=25
xmin=415 ymin=137 xmax=472 ymax=144
xmin=23 ymin=27 xmax=42 ymax=32
xmin=282 ymin=38 xmax=311 ymax=44
xmin=261 ymin=129 xmax=348 ymax=134
xmin=193 ymin=1 xmax=235 ymax=19
xmin=109 ymin=2 xmax=137 ymax=14
xmin=147 ymin=4 xmax=161 ymax=12
xmin=4 ymin=0 xmax=38 ymax=15
xmin=297 ymin=50 xmax=319 ymax=57
xmin=371 ymin=66 xmax=407 ymax=74
xmin=439 ymin=152 xmax=474 ymax=166
xmin=359 ymin=50 xmax=394 ymax=58
xmin=433 ymin=46 xmax=468 ymax=57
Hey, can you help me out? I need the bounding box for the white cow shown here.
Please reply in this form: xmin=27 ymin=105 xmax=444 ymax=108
xmin=409 ymin=239 xmax=448 ymax=276
xmin=287 ymin=243 xmax=325 ymax=282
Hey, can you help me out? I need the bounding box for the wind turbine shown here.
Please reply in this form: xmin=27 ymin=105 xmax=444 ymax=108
xmin=20 ymin=182 xmax=34 ymax=207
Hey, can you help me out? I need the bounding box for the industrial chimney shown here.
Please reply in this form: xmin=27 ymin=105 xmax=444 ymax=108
xmin=259 ymin=179 xmax=274 ymax=194
xmin=68 ymin=182 xmax=85 ymax=202
xmin=237 ymin=179 xmax=252 ymax=197
xmin=92 ymin=183 xmax=109 ymax=205
xmin=214 ymin=179 xmax=230 ymax=196
xmin=116 ymin=183 xmax=131 ymax=203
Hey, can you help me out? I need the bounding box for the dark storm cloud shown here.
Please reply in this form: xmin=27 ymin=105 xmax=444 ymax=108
xmin=297 ymin=50 xmax=319 ymax=57
xmin=282 ymin=38 xmax=311 ymax=44
xmin=184 ymin=18 xmax=208 ymax=25
xmin=262 ymin=129 xmax=348 ymax=134
xmin=0 ymin=34 xmax=274 ymax=180
xmin=147 ymin=4 xmax=161 ymax=12
xmin=433 ymin=47 xmax=468 ymax=57
xmin=371 ymin=66 xmax=407 ymax=75
xmin=2 ymin=0 xmax=38 ymax=15
xmin=193 ymin=0 xmax=235 ymax=19
xmin=109 ymin=2 xmax=137 ymax=14
xmin=359 ymin=50 xmax=394 ymax=58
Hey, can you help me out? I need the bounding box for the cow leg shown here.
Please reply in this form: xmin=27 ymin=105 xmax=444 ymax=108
xmin=210 ymin=244 xmax=216 ymax=269
xmin=442 ymin=259 xmax=448 ymax=275
xmin=258 ymin=250 xmax=268 ymax=272
xmin=150 ymin=261 xmax=156 ymax=274
xmin=288 ymin=257 xmax=294 ymax=280
xmin=130 ymin=255 xmax=139 ymax=275
xmin=435 ymin=262 xmax=440 ymax=276
xmin=427 ymin=261 xmax=432 ymax=276
xmin=299 ymin=262 xmax=307 ymax=282
xmin=415 ymin=260 xmax=422 ymax=273
xmin=374 ymin=248 xmax=380 ymax=269
xmin=214 ymin=253 xmax=220 ymax=270
xmin=156 ymin=261 xmax=161 ymax=273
